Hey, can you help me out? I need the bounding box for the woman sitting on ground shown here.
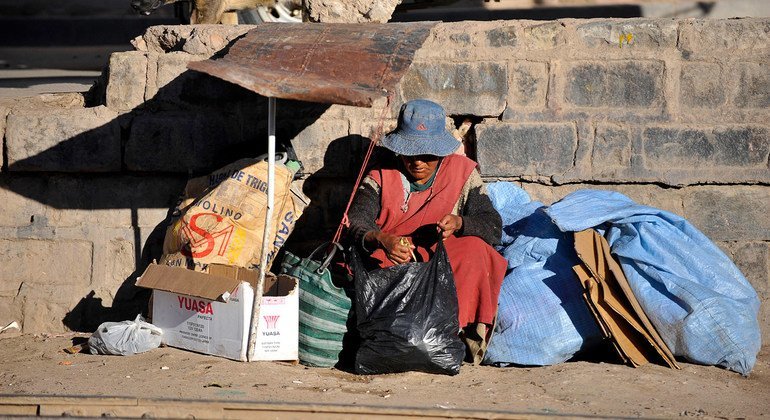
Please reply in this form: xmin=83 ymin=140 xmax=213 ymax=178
xmin=347 ymin=99 xmax=507 ymax=363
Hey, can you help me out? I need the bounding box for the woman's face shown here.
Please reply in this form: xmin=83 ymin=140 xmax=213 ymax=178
xmin=400 ymin=154 xmax=440 ymax=184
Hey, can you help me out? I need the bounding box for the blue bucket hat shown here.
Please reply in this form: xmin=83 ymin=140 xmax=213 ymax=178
xmin=381 ymin=99 xmax=460 ymax=157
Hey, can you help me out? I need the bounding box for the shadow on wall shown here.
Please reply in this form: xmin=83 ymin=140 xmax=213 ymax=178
xmin=391 ymin=4 xmax=643 ymax=22
xmin=0 ymin=35 xmax=381 ymax=332
xmin=280 ymin=134 xmax=399 ymax=259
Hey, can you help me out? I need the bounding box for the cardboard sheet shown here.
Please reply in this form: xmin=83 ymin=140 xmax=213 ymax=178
xmin=136 ymin=264 xmax=240 ymax=302
xmin=573 ymin=229 xmax=679 ymax=369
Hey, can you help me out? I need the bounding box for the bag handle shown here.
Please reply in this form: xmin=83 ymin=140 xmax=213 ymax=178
xmin=433 ymin=232 xmax=447 ymax=259
xmin=308 ymin=242 xmax=343 ymax=275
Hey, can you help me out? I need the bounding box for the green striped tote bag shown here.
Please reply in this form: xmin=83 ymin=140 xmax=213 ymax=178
xmin=280 ymin=243 xmax=352 ymax=367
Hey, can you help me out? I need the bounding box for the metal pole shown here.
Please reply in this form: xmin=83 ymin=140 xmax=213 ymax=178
xmin=247 ymin=96 xmax=276 ymax=361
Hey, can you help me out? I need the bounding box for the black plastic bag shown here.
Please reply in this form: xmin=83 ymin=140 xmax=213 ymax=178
xmin=352 ymin=238 xmax=464 ymax=375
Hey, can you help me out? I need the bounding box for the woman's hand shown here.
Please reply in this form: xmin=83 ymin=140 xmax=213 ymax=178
xmin=367 ymin=231 xmax=415 ymax=265
xmin=437 ymin=214 xmax=463 ymax=239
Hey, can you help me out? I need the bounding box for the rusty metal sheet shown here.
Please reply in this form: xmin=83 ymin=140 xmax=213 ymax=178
xmin=188 ymin=22 xmax=436 ymax=107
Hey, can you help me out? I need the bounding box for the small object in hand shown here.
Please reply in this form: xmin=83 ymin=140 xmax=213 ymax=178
xmin=400 ymin=237 xmax=417 ymax=262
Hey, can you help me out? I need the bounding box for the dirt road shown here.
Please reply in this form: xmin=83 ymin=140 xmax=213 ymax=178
xmin=0 ymin=332 xmax=767 ymax=418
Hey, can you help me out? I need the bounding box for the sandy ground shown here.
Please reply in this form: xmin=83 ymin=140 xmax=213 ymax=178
xmin=0 ymin=332 xmax=768 ymax=418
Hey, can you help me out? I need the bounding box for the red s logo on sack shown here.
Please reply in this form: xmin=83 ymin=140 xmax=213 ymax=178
xmin=180 ymin=213 xmax=234 ymax=258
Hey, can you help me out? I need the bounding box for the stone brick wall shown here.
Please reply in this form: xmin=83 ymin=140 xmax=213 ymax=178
xmin=0 ymin=19 xmax=767 ymax=339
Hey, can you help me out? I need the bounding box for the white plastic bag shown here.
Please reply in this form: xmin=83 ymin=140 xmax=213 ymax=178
xmin=88 ymin=315 xmax=163 ymax=356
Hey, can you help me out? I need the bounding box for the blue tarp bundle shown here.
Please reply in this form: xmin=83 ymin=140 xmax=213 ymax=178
xmin=483 ymin=183 xmax=603 ymax=366
xmin=484 ymin=183 xmax=762 ymax=375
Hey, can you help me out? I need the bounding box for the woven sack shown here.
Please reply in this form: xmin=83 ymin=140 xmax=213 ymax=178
xmin=161 ymin=157 xmax=308 ymax=272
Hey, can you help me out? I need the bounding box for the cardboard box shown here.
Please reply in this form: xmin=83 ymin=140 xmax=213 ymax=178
xmin=136 ymin=263 xmax=298 ymax=362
